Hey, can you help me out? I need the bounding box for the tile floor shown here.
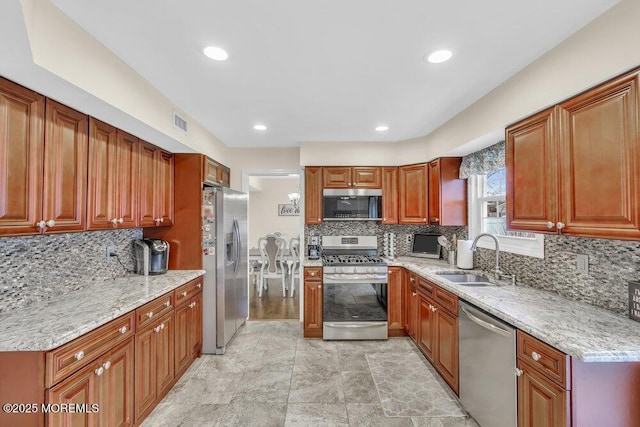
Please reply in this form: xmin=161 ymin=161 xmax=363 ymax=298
xmin=142 ymin=320 xmax=479 ymax=427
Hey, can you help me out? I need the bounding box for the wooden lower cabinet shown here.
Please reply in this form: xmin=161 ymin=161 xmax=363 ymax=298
xmin=387 ymin=267 xmax=404 ymax=335
xmin=417 ymin=292 xmax=435 ymax=360
xmin=135 ymin=312 xmax=175 ymax=421
xmin=47 ymin=338 xmax=134 ymax=427
xmin=403 ymin=272 xmax=418 ymax=341
xmin=434 ymin=308 xmax=458 ymax=394
xmin=175 ymin=291 xmax=203 ymax=376
xmin=303 ymin=267 xmax=323 ymax=337
xmin=518 ymin=361 xmax=569 ymax=427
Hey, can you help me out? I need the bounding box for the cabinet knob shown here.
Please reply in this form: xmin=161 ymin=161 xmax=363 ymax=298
xmin=181 ymin=291 xmax=188 ymax=297
xmin=431 ymin=217 xmax=439 ymax=223
xmin=95 ymin=367 xmax=104 ymax=376
xmin=431 ymin=306 xmax=437 ymax=312
xmin=412 ymin=292 xmax=417 ymax=297
xmin=103 ymin=361 xmax=111 ymax=370
xmin=46 ymin=219 xmax=56 ymax=227
xmin=160 ymin=323 xmax=165 ymax=330
xmin=515 ymin=368 xmax=523 ymax=377
xmin=348 ymin=182 xmax=352 ymax=186
xmin=546 ymin=221 xmax=555 ymax=229
xmin=164 ymin=301 xmax=170 ymax=307
xmin=111 ymin=218 xmax=118 ymax=224
xmin=310 ymin=271 xmax=316 ymax=277
xmin=531 ymin=351 xmax=541 ymax=361
xmin=37 ymin=220 xmax=46 ymax=230
xmin=317 ymin=218 xmax=321 ymax=222
xmin=556 ymin=222 xmax=565 ymax=230
xmin=383 ymin=217 xmax=386 ymax=221
xmin=154 ymin=325 xmax=161 ymax=333
xmin=119 ymin=326 xmax=128 ymax=334
xmin=118 ymin=218 xmax=123 ymax=224
xmin=197 ymin=283 xmax=202 ymax=289
xmin=423 ymin=218 xmax=427 ymax=222
xmin=147 ymin=311 xmax=154 ymax=318
xmin=74 ymin=350 xmax=85 ymax=361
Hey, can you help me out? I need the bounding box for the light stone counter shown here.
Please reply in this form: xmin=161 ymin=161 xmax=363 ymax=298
xmin=388 ymin=257 xmax=640 ymax=362
xmin=302 ymin=258 xmax=322 ymax=267
xmin=0 ymin=270 xmax=205 ymax=352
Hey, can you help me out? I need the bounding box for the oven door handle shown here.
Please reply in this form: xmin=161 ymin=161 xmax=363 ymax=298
xmin=324 ymin=322 xmax=388 ymax=329
xmin=323 ymin=274 xmax=388 ymax=284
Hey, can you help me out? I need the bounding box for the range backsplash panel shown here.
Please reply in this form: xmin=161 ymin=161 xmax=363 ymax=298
xmin=307 ymin=223 xmax=640 ymax=316
xmin=0 ymin=229 xmax=141 ymax=312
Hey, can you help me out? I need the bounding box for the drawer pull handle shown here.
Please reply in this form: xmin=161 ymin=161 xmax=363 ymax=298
xmin=164 ymin=301 xmax=171 ymax=307
xmin=119 ymin=326 xmax=128 ymax=334
xmin=531 ymin=351 xmax=541 ymax=361
xmin=147 ymin=311 xmax=154 ymax=318
xmin=74 ymin=351 xmax=85 ymax=361
xmin=95 ymin=367 xmax=104 ymax=376
xmin=197 ymin=283 xmax=202 ymax=289
xmin=103 ymin=361 xmax=111 ymax=370
xmin=181 ymin=291 xmax=188 ymax=297
xmin=515 ymin=368 xmax=523 ymax=377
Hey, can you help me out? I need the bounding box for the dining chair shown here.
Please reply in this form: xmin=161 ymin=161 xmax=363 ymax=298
xmin=257 ymin=234 xmax=287 ymax=297
xmin=288 ymin=236 xmax=300 ymax=298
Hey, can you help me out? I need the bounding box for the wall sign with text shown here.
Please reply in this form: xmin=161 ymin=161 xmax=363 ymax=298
xmin=278 ymin=204 xmax=300 ymax=216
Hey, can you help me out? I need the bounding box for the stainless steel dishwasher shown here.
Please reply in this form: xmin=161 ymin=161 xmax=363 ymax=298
xmin=459 ymin=301 xmax=517 ymax=427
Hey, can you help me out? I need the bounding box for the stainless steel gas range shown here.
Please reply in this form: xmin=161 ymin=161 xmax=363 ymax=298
xmin=321 ymin=236 xmax=388 ymax=340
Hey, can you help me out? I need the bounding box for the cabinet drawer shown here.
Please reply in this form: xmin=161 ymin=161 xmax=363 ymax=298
xmin=46 ymin=312 xmax=134 ymax=387
xmin=304 ymin=267 xmax=322 ymax=280
xmin=434 ymin=287 xmax=458 ymax=316
xmin=517 ymin=330 xmax=570 ymax=389
xmin=136 ymin=293 xmax=173 ymax=330
xmin=417 ymin=276 xmax=433 ymax=297
xmin=174 ymin=276 xmax=204 ymax=307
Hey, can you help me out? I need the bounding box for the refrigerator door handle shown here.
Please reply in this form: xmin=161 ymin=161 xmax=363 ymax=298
xmin=232 ymin=218 xmax=240 ymax=273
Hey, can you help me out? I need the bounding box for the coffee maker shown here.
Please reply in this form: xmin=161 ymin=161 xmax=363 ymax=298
xmin=134 ymin=239 xmax=170 ymax=275
xmin=307 ymin=235 xmax=321 ymax=260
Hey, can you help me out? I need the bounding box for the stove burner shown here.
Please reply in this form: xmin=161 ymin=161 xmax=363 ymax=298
xmin=322 ymin=254 xmax=386 ymax=266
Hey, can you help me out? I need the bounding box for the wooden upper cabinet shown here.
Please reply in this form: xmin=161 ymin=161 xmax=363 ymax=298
xmin=42 ymin=99 xmax=88 ymax=233
xmin=558 ymin=70 xmax=640 ymax=239
xmin=305 ymin=166 xmax=323 ymax=224
xmin=220 ymin=165 xmax=231 ymax=188
xmin=323 ymin=167 xmax=351 ymax=188
xmin=427 ymin=158 xmax=466 ymax=226
xmin=87 ymin=120 xmax=138 ymax=230
xmin=323 ymin=166 xmax=381 ymax=188
xmin=0 ymin=77 xmax=44 ymax=236
xmin=203 ymin=157 xmax=220 ymax=185
xmin=506 ymin=107 xmax=559 ymax=233
xmin=138 ymin=141 xmax=173 ymax=227
xmin=381 ymin=167 xmax=398 ymax=224
xmin=398 ymin=163 xmax=428 ymax=224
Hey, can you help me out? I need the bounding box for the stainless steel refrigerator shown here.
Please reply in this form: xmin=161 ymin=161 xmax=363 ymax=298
xmin=202 ymin=186 xmax=248 ymax=354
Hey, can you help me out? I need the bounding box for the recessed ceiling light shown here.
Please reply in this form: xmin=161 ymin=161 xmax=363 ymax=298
xmin=253 ymin=124 xmax=267 ymax=131
xmin=375 ymin=125 xmax=389 ymax=132
xmin=426 ymin=49 xmax=453 ymax=64
xmin=203 ymin=46 xmax=229 ymax=61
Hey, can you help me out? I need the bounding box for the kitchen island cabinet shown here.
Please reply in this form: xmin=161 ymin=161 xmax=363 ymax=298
xmin=507 ymin=67 xmax=640 ymax=240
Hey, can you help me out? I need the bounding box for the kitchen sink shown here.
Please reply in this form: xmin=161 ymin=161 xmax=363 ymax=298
xmin=436 ymin=273 xmax=492 ymax=286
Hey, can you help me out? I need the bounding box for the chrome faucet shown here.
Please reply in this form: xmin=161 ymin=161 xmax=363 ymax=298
xmin=471 ymin=233 xmax=503 ymax=280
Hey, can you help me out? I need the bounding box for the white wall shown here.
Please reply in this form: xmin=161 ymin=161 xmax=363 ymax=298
xmin=248 ymin=177 xmax=301 ymax=249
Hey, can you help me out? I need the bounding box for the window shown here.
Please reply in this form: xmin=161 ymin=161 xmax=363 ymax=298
xmin=468 ymin=168 xmax=544 ymax=258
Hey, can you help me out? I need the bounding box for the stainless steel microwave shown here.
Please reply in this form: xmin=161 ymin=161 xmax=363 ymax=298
xmin=322 ymin=188 xmax=382 ymax=221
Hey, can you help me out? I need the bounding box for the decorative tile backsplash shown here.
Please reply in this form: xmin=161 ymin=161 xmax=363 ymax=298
xmin=307 ymin=223 xmax=640 ymax=316
xmin=0 ymin=229 xmax=141 ymax=312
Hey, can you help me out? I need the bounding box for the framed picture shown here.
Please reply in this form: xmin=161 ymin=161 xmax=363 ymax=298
xmin=278 ymin=204 xmax=300 ymax=216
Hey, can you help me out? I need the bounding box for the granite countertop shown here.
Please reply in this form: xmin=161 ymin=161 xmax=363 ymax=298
xmin=387 ymin=257 xmax=640 ymax=362
xmin=0 ymin=270 xmax=205 ymax=352
xmin=302 ymin=257 xmax=322 ymax=267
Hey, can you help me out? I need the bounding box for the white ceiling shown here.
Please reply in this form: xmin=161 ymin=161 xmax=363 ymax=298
xmin=50 ymin=0 xmax=617 ymax=148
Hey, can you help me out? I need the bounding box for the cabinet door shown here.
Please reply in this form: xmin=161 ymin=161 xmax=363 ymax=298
xmin=518 ymin=362 xmax=569 ymax=427
xmin=506 ymin=107 xmax=559 ymax=232
xmin=305 ymin=166 xmax=323 ymax=224
xmin=428 ymin=158 xmax=466 ymax=226
xmin=134 ymin=325 xmax=156 ymax=420
xmin=43 ymin=99 xmax=88 ymax=233
xmin=87 ymin=118 xmax=117 ymax=230
xmin=115 ymin=131 xmax=138 ymax=228
xmin=220 ymin=165 xmax=231 ymax=188
xmin=398 ymin=164 xmax=428 ymax=224
xmin=138 ymin=141 xmax=157 ymax=227
xmin=47 ymin=360 xmax=99 ymax=427
xmin=352 ymin=167 xmax=382 ymax=188
xmin=323 ymin=166 xmax=351 ymax=188
xmin=381 ymin=167 xmax=398 ymax=224
xmin=427 ymin=160 xmax=441 ymax=225
xmin=435 ymin=308 xmax=459 ymax=395
xmin=558 ymin=71 xmax=640 ymax=239
xmin=407 ymin=283 xmax=419 ymax=341
xmin=98 ymin=338 xmax=134 ymax=427
xmin=303 ymin=271 xmax=323 ymax=338
xmin=174 ymin=302 xmax=191 ymax=375
xmin=189 ymin=292 xmax=203 ymax=357
xmin=387 ymin=267 xmax=403 ymax=332
xmin=0 ymin=77 xmax=44 ymax=236
xmin=203 ymin=157 xmax=220 ymax=185
xmin=155 ymin=313 xmax=175 ymax=396
xmin=417 ymin=293 xmax=435 ymax=361
xmin=156 ymin=150 xmax=174 ymax=226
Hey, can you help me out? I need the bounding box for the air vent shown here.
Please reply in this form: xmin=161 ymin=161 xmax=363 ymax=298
xmin=173 ymin=112 xmax=188 ymax=134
